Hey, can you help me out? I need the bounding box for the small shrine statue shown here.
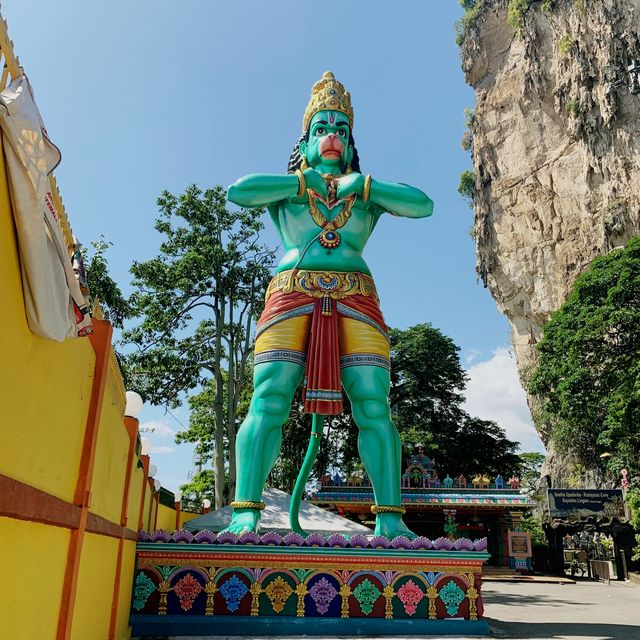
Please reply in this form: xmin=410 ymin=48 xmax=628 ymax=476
xmin=457 ymin=475 xmax=467 ymax=488
xmin=494 ymin=474 xmax=504 ymax=489
xmin=508 ymin=476 xmax=520 ymax=490
xmin=224 ymin=72 xmax=433 ymax=537
xmin=444 ymin=509 xmax=457 ymax=541
xmin=621 ymin=468 xmax=629 ymax=490
xmin=443 ymin=475 xmax=454 ymax=489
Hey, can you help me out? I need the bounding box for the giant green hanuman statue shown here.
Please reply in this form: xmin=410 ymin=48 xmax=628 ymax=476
xmin=226 ymin=72 xmax=433 ymax=538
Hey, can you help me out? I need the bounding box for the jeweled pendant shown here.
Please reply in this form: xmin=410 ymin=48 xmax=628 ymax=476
xmin=319 ymin=228 xmax=340 ymax=249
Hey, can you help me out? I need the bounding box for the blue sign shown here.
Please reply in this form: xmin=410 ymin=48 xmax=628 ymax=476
xmin=547 ymin=489 xmax=624 ymax=518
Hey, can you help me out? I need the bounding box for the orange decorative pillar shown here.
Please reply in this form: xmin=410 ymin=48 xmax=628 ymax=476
xmin=56 ymin=320 xmax=113 ymax=640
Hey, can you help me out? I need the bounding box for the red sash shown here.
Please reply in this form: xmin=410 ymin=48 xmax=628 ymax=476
xmin=257 ymin=291 xmax=387 ymax=415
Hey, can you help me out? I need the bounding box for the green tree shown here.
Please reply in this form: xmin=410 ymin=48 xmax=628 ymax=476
xmin=458 ymin=169 xmax=475 ymax=205
xmin=530 ymin=238 xmax=640 ymax=479
xmin=519 ymin=451 xmax=546 ymax=489
xmin=124 ymin=185 xmax=275 ymax=508
xmin=390 ymin=324 xmax=521 ymax=477
xmin=83 ymin=237 xmax=131 ymax=329
xmin=179 ymin=469 xmax=215 ymax=514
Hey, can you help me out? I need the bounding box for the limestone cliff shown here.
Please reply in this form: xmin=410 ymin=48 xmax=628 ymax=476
xmin=459 ymin=0 xmax=640 ymax=485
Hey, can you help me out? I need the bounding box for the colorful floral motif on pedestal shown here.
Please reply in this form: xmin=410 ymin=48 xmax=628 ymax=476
xmin=439 ymin=580 xmax=465 ymax=616
xmin=397 ymin=579 xmax=424 ymax=615
xmin=133 ymin=572 xmax=156 ymax=611
xmin=173 ymin=573 xmax=203 ymax=611
xmin=264 ymin=576 xmax=293 ymax=613
xmin=309 ymin=577 xmax=337 ymax=614
xmin=219 ymin=574 xmax=248 ymax=612
xmin=353 ymin=578 xmax=381 ymax=615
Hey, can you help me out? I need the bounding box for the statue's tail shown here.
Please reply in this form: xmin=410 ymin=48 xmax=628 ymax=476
xmin=289 ymin=413 xmax=324 ymax=536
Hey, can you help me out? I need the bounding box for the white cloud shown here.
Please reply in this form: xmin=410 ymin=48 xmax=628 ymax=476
xmin=139 ymin=420 xmax=175 ymax=438
xmin=463 ymin=347 xmax=545 ymax=453
xmin=463 ymin=348 xmax=482 ymax=365
xmin=150 ymin=445 xmax=176 ymax=454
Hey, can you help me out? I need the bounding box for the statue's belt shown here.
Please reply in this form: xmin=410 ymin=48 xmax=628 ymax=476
xmin=265 ymin=269 xmax=378 ymax=303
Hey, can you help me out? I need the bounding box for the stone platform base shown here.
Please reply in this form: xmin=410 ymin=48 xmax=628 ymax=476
xmin=130 ymin=536 xmax=490 ymax=637
xmin=131 ymin=614 xmax=490 ymax=636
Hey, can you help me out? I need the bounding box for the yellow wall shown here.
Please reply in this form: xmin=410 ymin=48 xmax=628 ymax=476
xmin=0 ymin=140 xmax=96 ymax=504
xmin=179 ymin=510 xmax=202 ymax=527
xmin=71 ymin=533 xmax=118 ymax=640
xmin=113 ymin=541 xmax=137 ymax=640
xmin=0 ymin=126 xmax=172 ymax=639
xmin=156 ymin=503 xmax=177 ymax=531
xmin=0 ymin=29 xmax=188 ymax=637
xmin=126 ymin=464 xmax=145 ymax=530
xmin=91 ymin=363 xmax=129 ymax=524
xmin=0 ymin=517 xmax=71 ymax=640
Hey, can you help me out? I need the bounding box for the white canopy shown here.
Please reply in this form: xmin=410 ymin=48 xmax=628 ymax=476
xmin=183 ymin=488 xmax=372 ymax=535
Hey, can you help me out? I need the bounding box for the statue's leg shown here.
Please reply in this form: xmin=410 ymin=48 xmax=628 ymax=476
xmin=342 ymin=365 xmax=416 ymax=539
xmin=224 ymin=360 xmax=303 ymax=534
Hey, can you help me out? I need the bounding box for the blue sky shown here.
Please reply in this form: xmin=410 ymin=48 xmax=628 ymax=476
xmin=6 ymin=1 xmax=544 ymax=493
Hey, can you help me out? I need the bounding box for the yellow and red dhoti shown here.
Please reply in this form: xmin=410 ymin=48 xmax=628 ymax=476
xmin=254 ymin=270 xmax=390 ymax=415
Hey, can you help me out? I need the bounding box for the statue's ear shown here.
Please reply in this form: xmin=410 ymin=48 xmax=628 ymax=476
xmin=299 ymin=140 xmax=307 ymax=158
xmin=346 ymin=144 xmax=354 ymax=166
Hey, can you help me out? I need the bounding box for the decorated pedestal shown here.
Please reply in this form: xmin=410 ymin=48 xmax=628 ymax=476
xmin=130 ymin=532 xmax=490 ymax=636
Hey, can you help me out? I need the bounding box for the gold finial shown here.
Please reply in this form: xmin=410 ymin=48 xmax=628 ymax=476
xmin=302 ymin=71 xmax=354 ymax=133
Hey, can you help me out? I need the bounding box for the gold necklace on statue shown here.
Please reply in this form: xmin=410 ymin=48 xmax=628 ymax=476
xmin=307 ymin=175 xmax=355 ymax=249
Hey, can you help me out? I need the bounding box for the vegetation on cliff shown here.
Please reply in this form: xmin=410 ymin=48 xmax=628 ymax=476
xmin=530 ymin=238 xmax=640 ymax=481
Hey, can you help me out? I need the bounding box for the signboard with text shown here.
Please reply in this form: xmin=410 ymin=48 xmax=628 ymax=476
xmin=508 ymin=531 xmax=532 ymax=558
xmin=547 ymin=489 xmax=624 ymax=519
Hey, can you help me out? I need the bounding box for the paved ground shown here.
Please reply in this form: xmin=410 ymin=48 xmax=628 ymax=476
xmin=483 ymin=579 xmax=640 ymax=639
xmin=137 ymin=578 xmax=640 ymax=640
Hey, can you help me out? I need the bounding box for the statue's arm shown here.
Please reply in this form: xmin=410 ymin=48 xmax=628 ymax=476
xmin=337 ymin=174 xmax=433 ymax=219
xmin=369 ymin=178 xmax=434 ymax=219
xmin=227 ymin=173 xmax=299 ymax=208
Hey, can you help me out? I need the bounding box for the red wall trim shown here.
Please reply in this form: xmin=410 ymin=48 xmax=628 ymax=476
xmin=0 ymin=473 xmax=81 ymax=529
xmin=0 ymin=475 xmax=138 ymax=543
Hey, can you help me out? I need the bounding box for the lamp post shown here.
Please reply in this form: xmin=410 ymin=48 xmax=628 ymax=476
xmin=125 ymin=391 xmax=144 ymax=419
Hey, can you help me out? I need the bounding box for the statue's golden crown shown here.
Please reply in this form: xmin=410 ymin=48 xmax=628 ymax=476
xmin=302 ymin=71 xmax=354 ymax=133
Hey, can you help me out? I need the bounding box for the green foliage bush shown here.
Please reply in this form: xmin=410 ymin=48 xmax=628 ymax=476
xmin=559 ymin=34 xmax=573 ymax=57
xmin=455 ymin=0 xmax=483 ymax=46
xmin=530 ymin=238 xmax=640 ymax=478
xmin=507 ymin=0 xmax=530 ymax=31
xmin=627 ymin=488 xmax=640 ymax=560
xmin=565 ymin=99 xmax=581 ymax=118
xmin=458 ymin=169 xmax=476 ymax=204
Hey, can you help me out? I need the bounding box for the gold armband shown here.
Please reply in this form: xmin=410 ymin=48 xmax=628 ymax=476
xmin=362 ymin=174 xmax=372 ymax=203
xmin=371 ymin=504 xmax=406 ymax=515
xmin=231 ymin=500 xmax=266 ymax=511
xmin=295 ymin=169 xmax=306 ymax=198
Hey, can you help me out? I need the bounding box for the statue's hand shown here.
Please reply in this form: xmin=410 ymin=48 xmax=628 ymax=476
xmin=336 ymin=173 xmax=365 ymax=200
xmin=303 ymin=168 xmax=328 ymax=199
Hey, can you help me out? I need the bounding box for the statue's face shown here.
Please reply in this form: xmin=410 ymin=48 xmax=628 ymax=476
xmin=300 ymin=110 xmax=353 ymax=171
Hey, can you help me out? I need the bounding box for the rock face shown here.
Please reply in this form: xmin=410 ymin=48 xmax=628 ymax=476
xmin=460 ymin=0 xmax=640 ymax=484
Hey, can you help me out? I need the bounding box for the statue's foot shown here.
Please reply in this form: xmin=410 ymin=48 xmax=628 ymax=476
xmin=221 ymin=508 xmax=261 ymax=534
xmin=374 ymin=513 xmax=418 ymax=540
